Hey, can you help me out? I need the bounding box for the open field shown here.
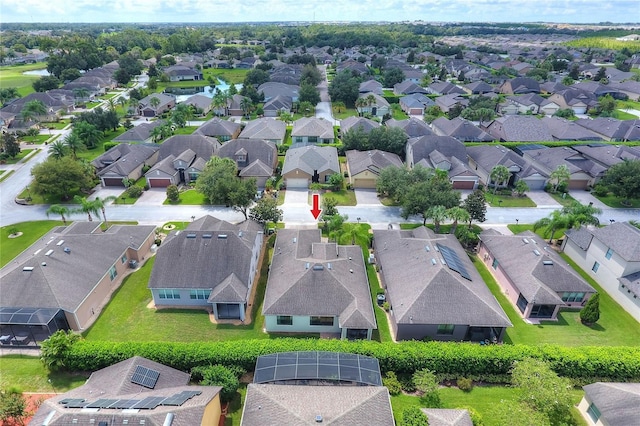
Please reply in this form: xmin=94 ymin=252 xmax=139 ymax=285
xmin=0 ymin=63 xmax=47 ymax=96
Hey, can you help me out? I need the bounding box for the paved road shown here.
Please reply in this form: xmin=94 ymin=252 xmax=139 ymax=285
xmin=315 ymin=65 xmax=338 ymax=126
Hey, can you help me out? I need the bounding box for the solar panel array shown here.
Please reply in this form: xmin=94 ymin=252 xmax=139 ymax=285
xmin=436 ymin=243 xmax=472 ymax=281
xmin=131 ymin=365 xmax=160 ymax=389
xmin=58 ymin=391 xmax=202 ymax=410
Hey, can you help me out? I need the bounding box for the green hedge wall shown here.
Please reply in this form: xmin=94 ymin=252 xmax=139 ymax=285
xmin=65 ymin=339 xmax=640 ymax=382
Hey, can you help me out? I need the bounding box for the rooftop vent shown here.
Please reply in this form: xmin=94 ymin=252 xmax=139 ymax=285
xmin=186 ymin=233 xmax=197 ymax=239
xmin=543 ymin=260 xmax=554 ymax=266
xmin=202 ymin=234 xmax=212 ymax=239
xmin=45 ymin=249 xmax=54 ymax=256
xmin=327 ymin=263 xmax=332 ymax=270
xmin=305 ymin=262 xmax=310 ymax=269
xmin=218 ymin=234 xmax=228 ymax=239
xmin=431 ymin=258 xmax=437 ymax=265
xmin=533 ymin=250 xmax=541 ymax=256
xmin=349 ymin=269 xmax=354 ymax=273
xmin=315 ymin=415 xmax=323 ymax=423
xmin=56 ymin=240 xmax=65 ymax=246
xmin=522 ymin=238 xmax=529 ymax=244
xmin=293 ymin=237 xmax=297 ymax=243
xmin=313 ymin=265 xmax=324 ymax=271
xmin=238 ymin=231 xmax=243 ymax=238
xmin=41 ymin=262 xmax=47 ymax=266
xmin=441 ymin=259 xmax=447 ymax=265
xmin=63 ymin=247 xmax=71 ymax=254
xmin=23 ymin=266 xmax=34 ymax=272
xmin=425 ymin=245 xmax=430 ymax=252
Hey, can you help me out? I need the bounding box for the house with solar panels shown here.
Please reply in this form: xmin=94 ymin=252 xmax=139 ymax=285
xmin=31 ymin=356 xmax=222 ymax=426
xmin=479 ymin=230 xmax=595 ymax=321
xmin=373 ymin=227 xmax=511 ymax=342
xmin=241 ymin=351 xmax=394 ymax=425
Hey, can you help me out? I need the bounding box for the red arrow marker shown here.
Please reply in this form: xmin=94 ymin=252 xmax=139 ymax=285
xmin=310 ymin=193 xmax=322 ymax=220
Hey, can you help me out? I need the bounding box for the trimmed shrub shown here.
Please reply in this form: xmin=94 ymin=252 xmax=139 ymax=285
xmin=459 ymin=406 xmax=484 ymax=426
xmin=457 ymin=377 xmax=474 ymax=392
xmin=103 ymin=142 xmax=118 ymax=152
xmin=124 ymin=186 xmax=143 ymax=198
xmin=166 ymin=185 xmax=179 ymax=203
xmin=580 ymin=293 xmax=601 ymax=325
xmin=192 ymin=365 xmax=239 ymax=403
xmin=383 ymin=371 xmax=403 ymax=395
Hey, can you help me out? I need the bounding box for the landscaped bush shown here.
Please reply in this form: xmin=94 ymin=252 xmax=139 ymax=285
xmin=457 ymin=377 xmax=474 ymax=392
xmin=124 ymin=186 xmax=143 ymax=198
xmin=383 ymin=371 xmax=403 ymax=395
xmin=53 ymin=339 xmax=640 ymax=382
xmin=191 ymin=365 xmax=240 ymax=403
xmin=103 ymin=142 xmax=118 ymax=152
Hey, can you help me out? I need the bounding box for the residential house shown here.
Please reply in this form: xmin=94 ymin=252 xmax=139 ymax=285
xmin=572 ymin=81 xmax=625 ymax=99
xmin=431 ymin=117 xmax=493 ymax=142
xmin=163 ymin=64 xmax=203 ymax=81
xmin=435 ymin=94 xmax=469 ymax=113
xmin=263 ymin=229 xmax=376 ymax=339
xmin=113 ymin=120 xmax=166 ymax=144
xmin=394 ymin=80 xmax=428 ymax=96
xmin=609 ymin=80 xmax=640 ymax=101
xmin=149 ymin=215 xmax=264 ymax=321
xmin=463 ymin=81 xmax=495 ymax=95
xmin=512 ymin=62 xmax=535 ymax=75
xmin=571 ymin=144 xmax=640 ymax=169
xmin=345 ymin=149 xmax=403 ymax=189
xmin=548 ymin=89 xmax=598 ymax=114
xmin=217 ymin=138 xmax=278 ymax=188
xmin=427 ymin=81 xmax=465 ymax=96
xmin=30 ymin=356 xmax=222 ymax=426
xmin=406 ymin=135 xmax=479 ymax=189
xmin=479 ymin=230 xmax=595 ymax=320
xmin=373 ymin=227 xmax=511 ymax=341
xmin=145 ymin=135 xmax=220 ymax=187
xmin=258 ymin=82 xmax=300 ymax=102
xmin=182 ymin=94 xmax=213 ymax=116
xmin=422 ymin=409 xmax=473 ymax=426
xmin=467 ymin=145 xmax=548 ymax=190
xmin=0 ymin=222 xmax=156 ymax=342
xmin=359 ymin=79 xmax=383 ymax=95
xmin=399 ymin=93 xmax=435 ymax=115
xmin=242 ymin=352 xmax=394 ymax=425
xmin=0 ymin=92 xmax=73 ymax=123
xmin=356 ymin=92 xmax=390 ymax=118
xmin=484 ymin=116 xmax=553 ymax=142
xmin=563 ymin=222 xmax=640 ymax=322
xmin=575 ymin=118 xmax=640 ymax=142
xmin=340 ymin=116 xmax=380 ymax=135
xmin=282 ymin=144 xmax=339 ymax=188
xmin=93 ymin=144 xmax=160 ymax=187
xmin=263 ymin=95 xmax=292 ymax=117
xmin=499 ymin=77 xmax=541 ymax=94
xmin=240 ymin=118 xmax=287 ymax=145
xmin=505 ymin=93 xmax=549 ymax=115
xmin=138 ymin=93 xmax=176 ymax=117
xmin=385 ymin=117 xmax=434 ymax=138
xmin=291 ymin=117 xmax=335 ymax=144
xmin=540 ymin=81 xmax=569 ymax=94
xmin=578 ymin=382 xmax=640 ymax=426
xmin=336 ymin=59 xmax=368 ymax=76
xmin=522 ymin=146 xmax=606 ymax=189
xmin=541 ymin=117 xmax=603 ymax=141
xmin=227 ymin=94 xmax=251 ymax=117
xmin=194 ymin=117 xmax=242 ymax=142
xmin=269 ymin=64 xmax=303 ymax=85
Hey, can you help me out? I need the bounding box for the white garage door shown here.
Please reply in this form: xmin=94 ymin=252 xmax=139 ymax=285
xmin=286 ymin=178 xmax=309 ymax=188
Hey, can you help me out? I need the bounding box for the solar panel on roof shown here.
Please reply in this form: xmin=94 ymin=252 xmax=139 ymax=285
xmin=111 ymin=399 xmax=141 ymax=409
xmin=160 ymin=391 xmax=201 ymax=406
xmin=132 ymin=396 xmax=166 ymax=410
xmin=436 ymin=243 xmax=472 ymax=281
xmin=131 ymin=365 xmax=160 ymax=389
xmin=86 ymin=399 xmax=119 ymax=409
xmin=59 ymin=398 xmax=86 ymax=407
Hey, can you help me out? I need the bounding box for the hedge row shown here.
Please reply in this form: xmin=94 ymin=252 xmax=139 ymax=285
xmin=65 ymin=339 xmax=640 ymax=382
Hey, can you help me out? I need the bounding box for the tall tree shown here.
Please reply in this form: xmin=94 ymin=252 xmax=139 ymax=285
xmin=73 ymin=195 xmax=100 ymax=221
xmin=20 ymin=99 xmax=47 ymax=126
xmin=31 ymin=157 xmax=94 ymax=201
xmin=46 ymin=204 xmax=70 ymax=225
xmin=446 ymin=206 xmax=470 ymax=235
xmin=63 ymin=133 xmax=85 ymax=160
xmin=73 ymin=121 xmax=102 ymax=149
xmin=463 ymin=189 xmax=486 ymax=228
xmin=93 ymin=196 xmax=118 ymax=226
xmin=48 ymin=139 xmax=68 ymax=160
xmin=580 ymin=293 xmax=600 ymax=325
xmin=299 ymin=83 xmax=321 ymax=106
xmin=249 ymin=197 xmax=283 ymax=229
xmin=149 ymin=96 xmax=161 ymax=113
xmin=601 ymin=159 xmax=640 ymax=205
xmin=426 ymin=205 xmax=447 ymax=233
xmin=489 ymin=165 xmax=511 ymax=194
xmin=562 ymin=200 xmax=602 ymax=228
xmin=0 ymin=132 xmax=20 ymax=158
xmin=533 ymin=210 xmax=570 ymax=243
xmin=549 ymin=164 xmax=570 ymax=193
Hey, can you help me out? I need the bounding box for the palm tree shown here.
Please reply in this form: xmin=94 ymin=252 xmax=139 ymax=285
xmin=365 ymin=94 xmax=377 ymax=108
xmin=562 ymin=201 xmax=602 ymax=229
xmin=0 ymin=87 xmax=19 ymax=105
xmin=489 ymin=165 xmax=511 ymax=195
xmin=533 ymin=210 xmax=570 ymax=243
xmin=550 ymin=164 xmax=571 ymax=193
xmin=73 ymin=195 xmax=100 ymax=221
xmin=73 ymin=87 xmax=90 ymax=105
xmin=63 ymin=133 xmax=84 ymax=160
xmin=93 ymin=196 xmax=118 ymax=227
xmin=332 ymin=101 xmax=346 ymax=114
xmin=211 ymin=91 xmax=229 ymax=116
xmin=446 ymin=206 xmax=470 ymax=235
xmin=46 ymin=204 xmax=70 ymax=225
xmin=240 ymin=97 xmax=253 ymax=119
xmin=48 ymin=139 xmax=68 ymax=159
xmin=150 ymin=126 xmax=164 ymax=143
xmin=426 ymin=205 xmax=447 ymax=233
xmin=149 ymin=96 xmax=161 ymax=115
xmin=20 ymin=100 xmax=47 ymax=127
xmin=117 ymin=96 xmax=127 ymax=111
xmin=355 ymin=97 xmax=367 ymax=115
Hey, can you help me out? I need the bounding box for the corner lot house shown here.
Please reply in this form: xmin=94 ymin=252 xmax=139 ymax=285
xmin=373 ymin=227 xmax=511 ymax=342
xmin=31 ymin=356 xmax=222 ymax=426
xmin=282 ymin=144 xmax=339 ymax=188
xmin=0 ymin=223 xmax=156 ymax=343
xmin=148 ymin=216 xmax=264 ymax=321
xmin=263 ymin=229 xmax=376 ymax=339
xmin=563 ymin=222 xmax=640 ymax=322
xmin=345 ymin=149 xmax=403 ymax=189
xmin=578 ymin=382 xmax=640 ymax=426
xmin=479 ymin=230 xmax=595 ymax=320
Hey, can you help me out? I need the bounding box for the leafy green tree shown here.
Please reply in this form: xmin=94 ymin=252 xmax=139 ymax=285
xmin=446 ymin=206 xmax=470 ymax=235
xmin=489 ymin=165 xmax=511 ymax=194
xmin=328 ymin=173 xmax=344 ymax=191
xmin=73 ymin=121 xmax=102 ymax=149
xmin=326 ymin=214 xmax=349 ymax=243
xmin=0 ymin=87 xmax=19 ymax=105
xmin=402 ymin=173 xmax=460 ymax=225
xmin=569 ymin=64 xmax=580 ymax=80
xmin=601 ymin=159 xmax=640 ymax=204
xmin=32 ymin=75 xmax=61 ymax=92
xmin=553 ymin=108 xmax=576 ymax=119
xmin=463 ymin=189 xmax=486 ymax=227
xmin=0 ymin=132 xmax=20 ymax=158
xmin=413 ymin=368 xmax=440 ymax=407
xmin=533 ymin=210 xmax=570 ymax=243
xmin=400 ymin=407 xmax=429 ymax=426
xmin=20 ymin=99 xmax=47 ymax=125
xmin=562 ymin=200 xmax=601 ymax=228
xmin=342 ymin=126 xmax=370 ymax=151
xmin=243 ymin=69 xmax=270 ymax=87
xmin=595 ymin=66 xmax=607 ymax=81
xmin=73 ymin=195 xmax=100 ymax=221
xmin=166 ymin=184 xmax=180 ymax=203
xmin=299 ymin=83 xmax=321 ymax=106
xmin=580 ymin=293 xmax=600 ymax=325
xmin=46 ymin=204 xmax=70 ymax=225
xmin=31 ymin=156 xmax=95 ymax=201
xmin=514 ymin=180 xmax=529 ymax=197
xmin=329 ymin=70 xmax=361 ymax=107
xmin=597 ymin=94 xmax=616 ymax=116
xmin=240 ymin=97 xmax=253 ymax=119
xmin=197 ymin=365 xmax=239 ymax=403
xmin=0 ymin=388 xmax=27 ymax=425
xmin=196 ymin=157 xmax=256 ymax=218
xmin=149 ymin=96 xmax=161 ymax=113
xmin=549 ymin=164 xmax=570 ymax=193
xmin=493 ymin=400 xmax=551 ymax=426
xmin=249 ymin=197 xmax=283 ymax=228
xmin=40 ymin=330 xmax=80 ymax=371
xmin=322 ymin=197 xmax=339 ymax=217
xmin=300 ymin=63 xmax=322 ymax=86
xmin=383 ymin=67 xmax=405 ymax=88
xmin=368 ymin=126 xmax=408 ymax=157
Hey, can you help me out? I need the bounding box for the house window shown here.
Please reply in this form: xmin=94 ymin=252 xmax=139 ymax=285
xmin=190 ymin=289 xmax=211 ymax=300
xmin=516 ymin=294 xmax=528 ymax=313
xmin=308 ymin=136 xmax=318 ymax=143
xmin=277 ymin=315 xmax=293 ymax=325
xmin=592 ymin=261 xmax=600 ymax=273
xmin=158 ymin=289 xmax=180 ymax=299
xmin=235 ymin=154 xmax=246 ymax=162
xmin=492 ymin=258 xmax=499 ymax=270
xmin=295 ymin=137 xmax=303 ymax=143
xmin=188 ymin=172 xmax=199 ymax=181
xmin=121 ymin=254 xmax=127 ymax=264
xmin=109 ymin=265 xmax=117 ymax=281
xmin=437 ymin=324 xmax=455 ymax=335
xmin=605 ymin=248 xmax=614 ymax=259
xmin=310 ymin=316 xmax=334 ymax=326
xmin=561 ymin=292 xmax=585 ymax=303
xmin=586 ymin=403 xmax=601 ymax=423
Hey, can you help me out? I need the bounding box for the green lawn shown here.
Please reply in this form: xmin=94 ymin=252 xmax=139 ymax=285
xmin=486 ymin=193 xmax=536 ymax=208
xmin=0 ymin=221 xmax=64 ymax=268
xmin=613 ymin=109 xmax=638 ymax=120
xmin=0 ymin=355 xmax=88 ymax=393
xmin=84 ymin=236 xmax=279 ymax=342
xmin=2 ymin=148 xmax=35 ymax=164
xmin=367 ymin=261 xmax=393 ymax=342
xmin=75 ymin=128 xmax=128 ymax=161
xmin=548 ymin=191 xmax=577 ymax=207
xmin=0 ymin=63 xmax=46 ymax=96
xmin=0 ymin=169 xmax=14 ymax=183
xmin=164 ymin=189 xmax=208 ymax=205
xmin=333 ymin=108 xmax=358 ymax=120
xmin=593 ymin=192 xmax=640 ymax=208
xmin=204 ymin=68 xmax=249 ymax=85
xmin=172 ymin=126 xmax=199 ymax=135
xmin=472 ymin=255 xmax=640 ymax=347
xmin=20 ymin=134 xmax=51 ymax=144
xmin=321 ymin=189 xmax=357 ymax=206
xmin=114 ymin=178 xmax=148 ymax=204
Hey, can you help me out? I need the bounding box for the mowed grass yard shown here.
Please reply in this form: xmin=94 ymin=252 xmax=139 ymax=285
xmin=0 ymin=355 xmax=88 ymax=393
xmin=0 ymin=221 xmax=64 ymax=268
xmin=0 ymin=63 xmax=47 ymax=96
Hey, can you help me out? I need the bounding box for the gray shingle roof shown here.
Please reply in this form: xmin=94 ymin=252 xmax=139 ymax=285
xmin=341 ymin=116 xmax=380 ymax=134
xmin=242 ymin=383 xmax=394 ymax=426
xmin=346 ymin=149 xmax=403 ymax=176
xmin=217 ymin=138 xmax=277 ymax=174
xmin=407 ymin=135 xmax=468 ymax=165
xmin=541 ymin=117 xmax=603 ymax=141
xmin=239 ymin=118 xmax=287 ymax=141
xmin=113 ymin=120 xmax=166 ymax=142
xmin=583 ymin=382 xmax=640 ymax=426
xmin=467 ymin=145 xmax=548 ymax=179
xmin=374 ymin=228 xmax=511 ymax=327
xmin=263 ymin=229 xmax=376 ymax=330
xmin=432 ymin=117 xmax=493 ymax=142
xmin=282 ymin=145 xmax=339 ymax=177
xmin=423 ymin=409 xmax=473 ymax=426
xmin=583 ymin=222 xmax=640 ymax=262
xmin=571 ymin=144 xmax=640 ymax=168
xmin=30 ymin=356 xmax=221 ymax=426
xmin=385 ymin=117 xmax=434 ymax=138
xmin=525 ymin=146 xmax=607 ymax=178
xmin=97 ymin=144 xmax=159 ymax=178
xmin=292 ymin=117 xmax=334 ymax=139
xmin=486 ymin=116 xmax=553 ymax=142
xmin=194 ymin=117 xmax=241 ymax=138
xmin=480 ymin=230 xmax=594 ymax=304
xmin=157 ymin=134 xmax=220 ymax=161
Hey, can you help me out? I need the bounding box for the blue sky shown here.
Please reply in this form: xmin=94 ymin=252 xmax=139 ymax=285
xmin=1 ymin=0 xmax=636 ymax=23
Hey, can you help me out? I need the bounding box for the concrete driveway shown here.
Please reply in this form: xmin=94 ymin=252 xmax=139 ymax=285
xmin=136 ymin=188 xmax=168 ymax=205
xmin=355 ymin=189 xmax=382 ymax=206
xmin=283 ymin=189 xmax=309 ymax=206
xmin=526 ymin=190 xmax=561 ymax=208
